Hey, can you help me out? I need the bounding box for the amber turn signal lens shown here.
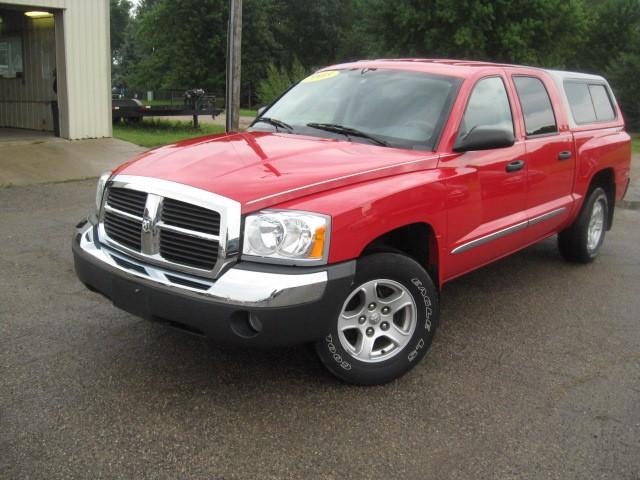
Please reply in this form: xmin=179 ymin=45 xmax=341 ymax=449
xmin=308 ymin=225 xmax=326 ymax=259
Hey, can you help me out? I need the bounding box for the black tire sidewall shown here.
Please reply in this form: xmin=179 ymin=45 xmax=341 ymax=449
xmin=583 ymin=190 xmax=608 ymax=257
xmin=315 ymin=253 xmax=439 ymax=385
xmin=558 ymin=187 xmax=609 ymax=263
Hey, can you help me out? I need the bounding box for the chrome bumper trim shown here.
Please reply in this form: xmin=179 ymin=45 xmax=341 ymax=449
xmin=76 ymin=221 xmax=328 ymax=308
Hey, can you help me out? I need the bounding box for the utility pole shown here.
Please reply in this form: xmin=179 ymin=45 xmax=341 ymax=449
xmin=225 ymin=0 xmax=242 ymax=132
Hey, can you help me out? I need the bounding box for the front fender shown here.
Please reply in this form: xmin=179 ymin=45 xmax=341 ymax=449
xmin=273 ymin=170 xmax=450 ymax=284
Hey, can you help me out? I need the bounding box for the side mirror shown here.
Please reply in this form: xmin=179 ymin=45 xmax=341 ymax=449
xmin=453 ymin=127 xmax=515 ymax=152
xmin=257 ymin=106 xmax=267 ymax=117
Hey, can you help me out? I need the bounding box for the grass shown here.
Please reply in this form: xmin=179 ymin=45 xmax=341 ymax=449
xmin=140 ymin=98 xmax=257 ymax=118
xmin=113 ymin=119 xmax=226 ymax=148
xmin=632 ymin=133 xmax=639 ymax=153
xmin=141 ymin=99 xmax=174 ymax=107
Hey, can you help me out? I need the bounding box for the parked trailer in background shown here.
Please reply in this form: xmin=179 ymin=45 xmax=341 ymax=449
xmin=112 ymin=89 xmax=222 ymax=127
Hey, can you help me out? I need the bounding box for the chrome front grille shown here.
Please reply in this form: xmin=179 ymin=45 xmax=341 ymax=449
xmin=107 ymin=187 xmax=147 ymax=216
xmin=161 ymin=198 xmax=220 ymax=235
xmin=159 ymin=229 xmax=218 ymax=269
xmin=98 ymin=176 xmax=241 ymax=279
xmin=104 ymin=211 xmax=143 ymax=251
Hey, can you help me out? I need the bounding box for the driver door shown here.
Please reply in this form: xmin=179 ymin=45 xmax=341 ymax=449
xmin=443 ymin=75 xmax=529 ymax=280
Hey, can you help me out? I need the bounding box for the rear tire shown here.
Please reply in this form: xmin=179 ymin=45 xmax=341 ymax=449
xmin=315 ymin=253 xmax=439 ymax=385
xmin=558 ymin=187 xmax=609 ymax=263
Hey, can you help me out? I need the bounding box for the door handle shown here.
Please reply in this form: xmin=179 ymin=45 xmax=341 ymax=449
xmin=506 ymin=160 xmax=525 ymax=172
xmin=558 ymin=150 xmax=573 ymax=161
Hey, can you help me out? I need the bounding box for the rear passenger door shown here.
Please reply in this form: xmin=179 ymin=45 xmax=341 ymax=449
xmin=510 ymin=74 xmax=575 ymax=239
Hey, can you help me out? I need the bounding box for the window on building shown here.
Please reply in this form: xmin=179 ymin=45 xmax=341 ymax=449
xmin=0 ymin=37 xmax=23 ymax=78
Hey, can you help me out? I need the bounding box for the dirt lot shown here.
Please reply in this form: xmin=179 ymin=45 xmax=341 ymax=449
xmin=1 ymin=179 xmax=639 ymax=480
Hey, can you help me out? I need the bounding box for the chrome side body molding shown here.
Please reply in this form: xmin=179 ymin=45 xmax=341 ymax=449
xmin=451 ymin=207 xmax=567 ymax=254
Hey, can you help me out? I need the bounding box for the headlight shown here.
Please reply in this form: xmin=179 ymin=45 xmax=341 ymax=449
xmin=95 ymin=171 xmax=111 ymax=213
xmin=242 ymin=210 xmax=330 ymax=265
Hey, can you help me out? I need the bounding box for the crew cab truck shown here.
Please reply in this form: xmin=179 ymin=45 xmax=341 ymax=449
xmin=73 ymin=60 xmax=631 ymax=385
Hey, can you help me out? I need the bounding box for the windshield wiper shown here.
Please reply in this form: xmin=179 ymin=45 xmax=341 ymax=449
xmin=254 ymin=117 xmax=294 ymax=132
xmin=306 ymin=123 xmax=389 ymax=147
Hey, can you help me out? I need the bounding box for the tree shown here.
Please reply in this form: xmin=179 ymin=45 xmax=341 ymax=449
xmin=577 ymin=0 xmax=640 ymax=72
xmin=124 ymin=0 xmax=228 ymax=92
xmin=110 ymin=0 xmax=132 ymax=60
xmin=257 ymin=58 xmax=306 ymax=106
xmin=241 ymin=0 xmax=284 ymax=106
xmin=576 ymin=0 xmax=640 ymax=128
xmin=362 ymin=0 xmax=589 ymax=67
xmin=113 ymin=0 xmax=640 ymax=123
xmin=607 ymin=53 xmax=640 ymax=129
xmin=110 ymin=0 xmax=132 ymax=89
xmin=275 ymin=0 xmax=358 ymax=68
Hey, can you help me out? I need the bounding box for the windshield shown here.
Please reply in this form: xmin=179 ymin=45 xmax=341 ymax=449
xmin=249 ymin=68 xmax=461 ymax=150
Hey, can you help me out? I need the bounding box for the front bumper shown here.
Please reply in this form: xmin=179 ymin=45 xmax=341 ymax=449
xmin=72 ymin=220 xmax=355 ymax=346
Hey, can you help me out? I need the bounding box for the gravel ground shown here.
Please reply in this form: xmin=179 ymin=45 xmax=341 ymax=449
xmin=1 ymin=179 xmax=639 ymax=480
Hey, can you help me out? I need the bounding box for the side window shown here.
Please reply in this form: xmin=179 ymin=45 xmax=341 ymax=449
xmin=565 ymin=82 xmax=597 ymax=124
xmin=589 ymin=84 xmax=615 ymax=121
xmin=563 ymin=81 xmax=617 ymax=124
xmin=458 ymin=77 xmax=513 ymax=138
xmin=513 ymin=76 xmax=557 ymax=136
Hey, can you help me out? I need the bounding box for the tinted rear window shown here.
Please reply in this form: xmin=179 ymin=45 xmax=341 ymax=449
xmin=564 ymin=81 xmax=616 ymax=124
xmin=513 ymin=76 xmax=558 ymax=136
xmin=589 ymin=84 xmax=616 ymax=121
xmin=565 ymin=82 xmax=597 ymax=123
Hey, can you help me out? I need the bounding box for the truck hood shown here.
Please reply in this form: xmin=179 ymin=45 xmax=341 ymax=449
xmin=115 ymin=132 xmax=440 ymax=212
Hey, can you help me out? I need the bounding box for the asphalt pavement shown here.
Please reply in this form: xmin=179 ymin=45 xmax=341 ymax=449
xmin=1 ymin=179 xmax=639 ymax=479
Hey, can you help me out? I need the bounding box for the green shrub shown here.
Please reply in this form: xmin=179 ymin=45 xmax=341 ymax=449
xmin=257 ymin=59 xmax=307 ymax=107
xmin=607 ymin=53 xmax=640 ymax=131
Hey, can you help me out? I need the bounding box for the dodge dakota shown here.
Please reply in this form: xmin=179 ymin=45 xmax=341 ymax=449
xmin=73 ymin=59 xmax=631 ymax=384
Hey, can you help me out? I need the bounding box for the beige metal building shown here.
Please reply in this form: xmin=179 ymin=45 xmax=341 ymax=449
xmin=0 ymin=0 xmax=111 ymax=139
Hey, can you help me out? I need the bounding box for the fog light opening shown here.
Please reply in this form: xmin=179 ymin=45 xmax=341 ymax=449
xmin=230 ymin=311 xmax=262 ymax=338
xmin=248 ymin=313 xmax=263 ymax=333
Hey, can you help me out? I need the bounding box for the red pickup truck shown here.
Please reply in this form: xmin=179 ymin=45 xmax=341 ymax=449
xmin=73 ymin=59 xmax=631 ymax=385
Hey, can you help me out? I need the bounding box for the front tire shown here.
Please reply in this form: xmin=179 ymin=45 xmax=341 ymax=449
xmin=558 ymin=187 xmax=609 ymax=263
xmin=315 ymin=253 xmax=439 ymax=385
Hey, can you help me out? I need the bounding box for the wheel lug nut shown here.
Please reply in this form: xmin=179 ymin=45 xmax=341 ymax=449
xmin=366 ymin=327 xmax=375 ymax=337
xmin=381 ymin=321 xmax=390 ymax=331
xmin=381 ymin=306 xmax=390 ymax=314
xmin=368 ymin=302 xmax=377 ymax=311
xmin=358 ymin=315 xmax=367 ymax=324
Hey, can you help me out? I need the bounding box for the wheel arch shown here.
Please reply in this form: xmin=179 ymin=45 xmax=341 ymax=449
xmin=360 ymin=222 xmax=440 ymax=287
xmin=587 ymin=168 xmax=616 ymax=230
